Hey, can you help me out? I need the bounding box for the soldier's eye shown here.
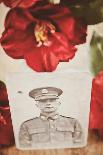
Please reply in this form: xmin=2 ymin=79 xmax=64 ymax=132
xmin=50 ymin=99 xmax=56 ymax=102
xmin=40 ymin=99 xmax=47 ymax=103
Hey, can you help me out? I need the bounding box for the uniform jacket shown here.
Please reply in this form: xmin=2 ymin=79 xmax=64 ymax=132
xmin=19 ymin=115 xmax=83 ymax=148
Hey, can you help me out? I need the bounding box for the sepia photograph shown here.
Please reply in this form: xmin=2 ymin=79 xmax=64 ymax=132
xmin=6 ymin=71 xmax=92 ymax=150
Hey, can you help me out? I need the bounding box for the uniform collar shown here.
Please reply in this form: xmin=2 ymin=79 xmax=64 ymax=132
xmin=40 ymin=112 xmax=59 ymax=121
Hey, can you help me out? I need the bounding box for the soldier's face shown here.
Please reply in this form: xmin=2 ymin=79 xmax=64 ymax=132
xmin=36 ymin=98 xmax=60 ymax=113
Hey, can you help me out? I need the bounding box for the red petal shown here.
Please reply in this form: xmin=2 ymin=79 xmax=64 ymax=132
xmin=90 ymin=71 xmax=103 ymax=129
xmin=24 ymin=33 xmax=77 ymax=72
xmin=52 ymin=14 xmax=87 ymax=45
xmin=1 ymin=27 xmax=35 ymax=59
xmin=5 ymin=9 xmax=33 ymax=30
xmin=52 ymin=32 xmax=77 ymax=60
xmin=3 ymin=0 xmax=21 ymax=8
xmin=25 ymin=48 xmax=59 ymax=72
xmin=0 ymin=81 xmax=8 ymax=104
xmin=0 ymin=81 xmax=14 ymax=146
xmin=2 ymin=0 xmax=39 ymax=8
xmin=18 ymin=0 xmax=40 ymax=8
xmin=0 ymin=109 xmax=14 ymax=146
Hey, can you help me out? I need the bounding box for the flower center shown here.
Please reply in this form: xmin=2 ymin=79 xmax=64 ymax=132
xmin=34 ymin=22 xmax=56 ymax=47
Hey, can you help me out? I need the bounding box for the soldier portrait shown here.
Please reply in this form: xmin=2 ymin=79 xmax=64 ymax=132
xmin=19 ymin=87 xmax=83 ymax=148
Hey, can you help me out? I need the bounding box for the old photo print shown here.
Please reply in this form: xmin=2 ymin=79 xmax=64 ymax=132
xmin=6 ymin=71 xmax=92 ymax=150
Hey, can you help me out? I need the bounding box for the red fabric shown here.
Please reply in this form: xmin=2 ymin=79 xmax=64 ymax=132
xmin=0 ymin=0 xmax=40 ymax=8
xmin=0 ymin=3 xmax=87 ymax=72
xmin=90 ymin=71 xmax=103 ymax=138
xmin=0 ymin=81 xmax=15 ymax=146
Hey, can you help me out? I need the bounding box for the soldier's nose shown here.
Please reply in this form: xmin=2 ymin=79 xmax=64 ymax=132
xmin=46 ymin=102 xmax=51 ymax=106
xmin=46 ymin=100 xmax=51 ymax=105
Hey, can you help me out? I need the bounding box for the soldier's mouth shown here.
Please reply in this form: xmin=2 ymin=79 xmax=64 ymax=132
xmin=46 ymin=107 xmax=53 ymax=108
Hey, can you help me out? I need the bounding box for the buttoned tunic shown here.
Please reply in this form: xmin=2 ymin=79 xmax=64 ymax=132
xmin=19 ymin=115 xmax=83 ymax=148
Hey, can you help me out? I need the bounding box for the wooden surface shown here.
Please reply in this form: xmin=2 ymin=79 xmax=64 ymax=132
xmin=0 ymin=131 xmax=103 ymax=155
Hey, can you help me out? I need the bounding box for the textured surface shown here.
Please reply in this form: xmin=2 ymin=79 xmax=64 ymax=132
xmin=0 ymin=131 xmax=103 ymax=155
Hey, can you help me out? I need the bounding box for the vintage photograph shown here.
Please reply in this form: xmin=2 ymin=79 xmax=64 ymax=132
xmin=19 ymin=87 xmax=83 ymax=148
xmin=6 ymin=71 xmax=92 ymax=149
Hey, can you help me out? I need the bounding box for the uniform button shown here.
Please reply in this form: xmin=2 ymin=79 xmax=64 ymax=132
xmin=51 ymin=125 xmax=54 ymax=128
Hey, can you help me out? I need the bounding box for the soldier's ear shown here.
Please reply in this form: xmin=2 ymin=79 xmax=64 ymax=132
xmin=58 ymin=101 xmax=61 ymax=106
xmin=56 ymin=99 xmax=61 ymax=105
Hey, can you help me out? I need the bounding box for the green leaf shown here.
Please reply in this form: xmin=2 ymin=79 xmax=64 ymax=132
xmin=90 ymin=32 xmax=103 ymax=76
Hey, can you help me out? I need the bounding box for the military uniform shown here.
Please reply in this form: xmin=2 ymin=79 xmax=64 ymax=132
xmin=19 ymin=87 xmax=83 ymax=148
xmin=19 ymin=115 xmax=83 ymax=148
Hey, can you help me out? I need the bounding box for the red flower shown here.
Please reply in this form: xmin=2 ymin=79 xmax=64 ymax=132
xmin=0 ymin=3 xmax=87 ymax=72
xmin=0 ymin=0 xmax=40 ymax=8
xmin=90 ymin=71 xmax=103 ymax=138
xmin=0 ymin=82 xmax=9 ymax=104
xmin=0 ymin=81 xmax=15 ymax=147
